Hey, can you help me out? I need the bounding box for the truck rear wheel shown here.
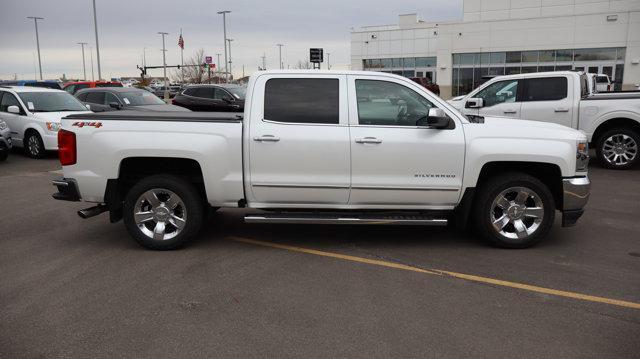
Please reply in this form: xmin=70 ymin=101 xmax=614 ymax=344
xmin=596 ymin=128 xmax=639 ymax=169
xmin=473 ymin=173 xmax=555 ymax=248
xmin=123 ymin=175 xmax=204 ymax=250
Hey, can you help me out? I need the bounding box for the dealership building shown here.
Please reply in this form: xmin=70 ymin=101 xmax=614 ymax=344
xmin=350 ymin=0 xmax=640 ymax=98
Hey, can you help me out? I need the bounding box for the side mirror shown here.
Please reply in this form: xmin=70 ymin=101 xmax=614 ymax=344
xmin=7 ymin=105 xmax=20 ymax=114
xmin=465 ymin=98 xmax=484 ymax=108
xmin=85 ymin=104 xmax=91 ymax=110
xmin=222 ymin=95 xmax=234 ymax=103
xmin=417 ymin=108 xmax=452 ymax=129
xmin=109 ymin=102 xmax=122 ymax=109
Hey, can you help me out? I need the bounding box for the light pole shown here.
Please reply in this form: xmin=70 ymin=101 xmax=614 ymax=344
xmin=216 ymin=53 xmax=221 ymax=81
xmin=261 ymin=53 xmax=266 ymax=70
xmin=227 ymin=38 xmax=234 ymax=82
xmin=91 ymin=0 xmax=102 ymax=80
xmin=277 ymin=44 xmax=284 ymax=69
xmin=77 ymin=42 xmax=87 ymax=80
xmin=89 ymin=45 xmax=95 ymax=80
xmin=327 ymin=52 xmax=331 ymax=70
xmin=27 ymin=17 xmax=43 ymax=80
xmin=142 ymin=47 xmax=147 ymax=68
xmin=158 ymin=32 xmax=169 ymax=100
xmin=217 ymin=10 xmax=231 ymax=81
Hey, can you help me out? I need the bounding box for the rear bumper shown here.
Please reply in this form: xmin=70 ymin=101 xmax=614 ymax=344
xmin=52 ymin=178 xmax=81 ymax=201
xmin=561 ymin=176 xmax=590 ymax=227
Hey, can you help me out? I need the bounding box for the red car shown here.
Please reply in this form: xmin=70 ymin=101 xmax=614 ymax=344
xmin=63 ymin=81 xmax=123 ymax=95
xmin=410 ymin=77 xmax=440 ymax=96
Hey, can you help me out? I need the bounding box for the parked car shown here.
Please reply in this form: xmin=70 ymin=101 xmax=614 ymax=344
xmin=172 ymin=84 xmax=245 ymax=112
xmin=409 ymin=77 xmax=440 ymax=96
xmin=152 ymin=85 xmax=182 ymax=99
xmin=0 ymin=86 xmax=91 ymax=158
xmin=63 ymin=81 xmax=123 ymax=95
xmin=75 ymin=87 xmax=190 ymax=112
xmin=53 ymin=70 xmax=589 ymax=250
xmin=0 ymin=80 xmax=62 ymax=90
xmin=593 ymin=74 xmax=612 ymax=92
xmin=448 ymin=71 xmax=640 ymax=169
xmin=0 ymin=119 xmax=11 ymax=161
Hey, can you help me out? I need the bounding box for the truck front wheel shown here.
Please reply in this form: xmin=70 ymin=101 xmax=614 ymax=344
xmin=123 ymin=175 xmax=204 ymax=250
xmin=473 ymin=173 xmax=555 ymax=248
xmin=596 ymin=128 xmax=639 ymax=169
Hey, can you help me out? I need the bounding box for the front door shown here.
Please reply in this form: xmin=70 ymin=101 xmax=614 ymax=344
xmin=247 ymin=74 xmax=351 ymax=205
xmin=463 ymin=78 xmax=522 ymax=119
xmin=347 ymin=75 xmax=465 ymax=208
xmin=0 ymin=92 xmax=28 ymax=146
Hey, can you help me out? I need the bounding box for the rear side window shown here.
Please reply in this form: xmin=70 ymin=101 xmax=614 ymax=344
xmin=264 ymin=78 xmax=339 ymax=124
xmin=192 ymin=87 xmax=214 ymax=99
xmin=0 ymin=92 xmax=21 ymax=112
xmin=76 ymin=92 xmax=88 ymax=101
xmin=522 ymin=77 xmax=567 ymax=101
xmin=85 ymin=92 xmax=106 ymax=105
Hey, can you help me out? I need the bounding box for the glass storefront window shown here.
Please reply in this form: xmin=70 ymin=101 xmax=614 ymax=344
xmin=381 ymin=58 xmax=392 ymax=68
xmin=402 ymin=70 xmax=415 ymax=77
xmin=617 ymin=48 xmax=626 ymax=60
xmin=574 ymin=48 xmax=616 ymax=61
xmin=453 ymin=54 xmax=460 ymax=65
xmin=416 ymin=57 xmax=436 ymax=67
xmin=459 ymin=53 xmax=475 ymax=65
xmin=403 ymin=57 xmax=415 ymax=68
xmin=521 ymin=51 xmax=538 ymax=63
xmin=555 ymin=65 xmax=572 ymax=71
xmin=521 ymin=66 xmax=538 ymax=73
xmin=538 ymin=66 xmax=554 ymax=72
xmin=556 ymin=49 xmax=573 ymax=61
xmin=539 ymin=50 xmax=555 ymax=62
xmin=506 ymin=52 xmax=521 ymax=63
xmin=391 ymin=58 xmax=402 ymax=67
xmin=480 ymin=53 xmax=491 ymax=65
xmin=505 ymin=66 xmax=521 ymax=75
xmin=490 ymin=52 xmax=506 ymax=64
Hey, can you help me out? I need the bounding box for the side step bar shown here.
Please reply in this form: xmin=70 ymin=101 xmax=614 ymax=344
xmin=244 ymin=213 xmax=448 ymax=226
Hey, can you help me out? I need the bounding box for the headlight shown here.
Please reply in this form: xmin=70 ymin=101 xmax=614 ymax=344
xmin=46 ymin=122 xmax=61 ymax=132
xmin=576 ymin=141 xmax=589 ymax=171
xmin=0 ymin=121 xmax=7 ymax=131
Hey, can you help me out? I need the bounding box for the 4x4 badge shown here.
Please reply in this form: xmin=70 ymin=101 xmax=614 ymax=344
xmin=72 ymin=121 xmax=102 ymax=128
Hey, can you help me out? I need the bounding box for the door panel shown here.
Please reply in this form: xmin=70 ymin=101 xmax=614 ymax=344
xmin=248 ymin=75 xmax=350 ymax=205
xmin=348 ymin=76 xmax=464 ymax=207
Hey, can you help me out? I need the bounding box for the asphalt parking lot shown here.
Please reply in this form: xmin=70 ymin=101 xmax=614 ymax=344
xmin=1 ymin=150 xmax=639 ymax=358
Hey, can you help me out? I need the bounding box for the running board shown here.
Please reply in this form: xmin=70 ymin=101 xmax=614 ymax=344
xmin=244 ymin=213 xmax=448 ymax=226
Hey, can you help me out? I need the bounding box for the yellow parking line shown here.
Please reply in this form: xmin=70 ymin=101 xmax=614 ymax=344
xmin=230 ymin=236 xmax=640 ymax=310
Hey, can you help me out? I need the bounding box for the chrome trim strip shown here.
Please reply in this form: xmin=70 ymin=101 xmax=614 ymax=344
xmin=352 ymin=186 xmax=459 ymax=191
xmin=252 ymin=183 xmax=349 ymax=189
xmin=562 ymin=176 xmax=590 ymax=211
xmin=51 ymin=180 xmax=69 ymax=187
xmin=261 ymin=119 xmax=347 ymax=127
xmin=245 ymin=215 xmax=448 ymax=226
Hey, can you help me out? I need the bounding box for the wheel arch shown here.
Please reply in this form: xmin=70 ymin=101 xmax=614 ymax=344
xmin=591 ymin=117 xmax=640 ymax=146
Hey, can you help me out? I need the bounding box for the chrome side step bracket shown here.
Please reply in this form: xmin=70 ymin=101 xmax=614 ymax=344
xmin=244 ymin=213 xmax=448 ymax=226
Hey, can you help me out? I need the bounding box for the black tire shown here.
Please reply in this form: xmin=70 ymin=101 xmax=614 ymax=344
xmin=123 ymin=175 xmax=204 ymax=250
xmin=595 ymin=128 xmax=639 ymax=170
xmin=0 ymin=144 xmax=7 ymax=162
xmin=24 ymin=131 xmax=45 ymax=159
xmin=473 ymin=173 xmax=555 ymax=249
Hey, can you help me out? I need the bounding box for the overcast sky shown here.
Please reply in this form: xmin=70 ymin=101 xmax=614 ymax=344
xmin=0 ymin=0 xmax=462 ymax=80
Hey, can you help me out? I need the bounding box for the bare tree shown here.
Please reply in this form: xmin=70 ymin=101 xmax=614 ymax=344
xmin=172 ymin=49 xmax=207 ymax=84
xmin=294 ymin=60 xmax=313 ymax=69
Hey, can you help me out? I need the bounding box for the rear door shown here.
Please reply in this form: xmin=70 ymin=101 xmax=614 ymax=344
xmin=247 ymin=74 xmax=350 ymax=205
xmin=519 ymin=76 xmax=573 ymax=128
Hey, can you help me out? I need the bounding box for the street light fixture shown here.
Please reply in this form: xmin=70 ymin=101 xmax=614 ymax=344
xmin=77 ymin=42 xmax=88 ymax=80
xmin=227 ymin=39 xmax=234 ymax=81
xmin=26 ymin=17 xmax=43 ymax=80
xmin=277 ymin=43 xmax=284 ymax=69
xmin=158 ymin=32 xmax=169 ymax=100
xmin=217 ymin=10 xmax=231 ymax=81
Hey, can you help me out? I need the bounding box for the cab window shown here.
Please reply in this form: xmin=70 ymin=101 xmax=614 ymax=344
xmin=0 ymin=92 xmax=22 ymax=113
xmin=355 ymin=80 xmax=434 ymax=126
xmin=475 ymin=80 xmax=519 ymax=107
xmin=522 ymin=77 xmax=567 ymax=102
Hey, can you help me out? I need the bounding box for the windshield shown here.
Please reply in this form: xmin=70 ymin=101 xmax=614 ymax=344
xmin=96 ymin=83 xmax=123 ymax=88
xmin=17 ymin=92 xmax=87 ymax=112
xmin=120 ymin=91 xmax=166 ymax=106
xmin=226 ymin=86 xmax=246 ymax=99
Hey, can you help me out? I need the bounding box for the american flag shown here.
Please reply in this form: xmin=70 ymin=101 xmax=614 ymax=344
xmin=178 ymin=34 xmax=184 ymax=49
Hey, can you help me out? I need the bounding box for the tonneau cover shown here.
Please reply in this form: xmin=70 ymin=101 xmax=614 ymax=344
xmin=63 ymin=110 xmax=243 ymax=122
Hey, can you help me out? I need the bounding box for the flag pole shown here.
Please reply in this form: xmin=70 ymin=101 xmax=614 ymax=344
xmin=180 ymin=28 xmax=184 ymax=83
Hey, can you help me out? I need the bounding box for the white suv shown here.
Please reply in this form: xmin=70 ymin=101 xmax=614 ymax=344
xmin=0 ymin=86 xmax=91 ymax=158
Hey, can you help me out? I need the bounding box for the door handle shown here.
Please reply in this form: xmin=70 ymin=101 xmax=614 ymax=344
xmin=253 ymin=135 xmax=280 ymax=142
xmin=503 ymin=109 xmax=517 ymax=114
xmin=554 ymin=108 xmax=569 ymax=113
xmin=355 ymin=137 xmax=383 ymax=144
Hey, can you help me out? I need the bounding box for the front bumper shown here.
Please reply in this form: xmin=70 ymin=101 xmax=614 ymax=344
xmin=52 ymin=178 xmax=81 ymax=201
xmin=561 ymin=176 xmax=590 ymax=227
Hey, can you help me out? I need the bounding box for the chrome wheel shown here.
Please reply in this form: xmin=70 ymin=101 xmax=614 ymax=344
xmin=27 ymin=135 xmax=41 ymax=156
xmin=490 ymin=186 xmax=544 ymax=240
xmin=602 ymin=134 xmax=637 ymax=166
xmin=134 ymin=188 xmax=187 ymax=241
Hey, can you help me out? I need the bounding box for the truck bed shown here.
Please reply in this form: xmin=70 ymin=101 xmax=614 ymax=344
xmin=63 ymin=110 xmax=243 ymax=122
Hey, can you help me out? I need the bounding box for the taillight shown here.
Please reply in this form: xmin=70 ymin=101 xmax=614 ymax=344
xmin=58 ymin=129 xmax=76 ymax=166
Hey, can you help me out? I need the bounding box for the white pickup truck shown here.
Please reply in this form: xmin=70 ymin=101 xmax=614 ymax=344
xmin=52 ymin=70 xmax=590 ymax=250
xmin=448 ymin=71 xmax=640 ymax=169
